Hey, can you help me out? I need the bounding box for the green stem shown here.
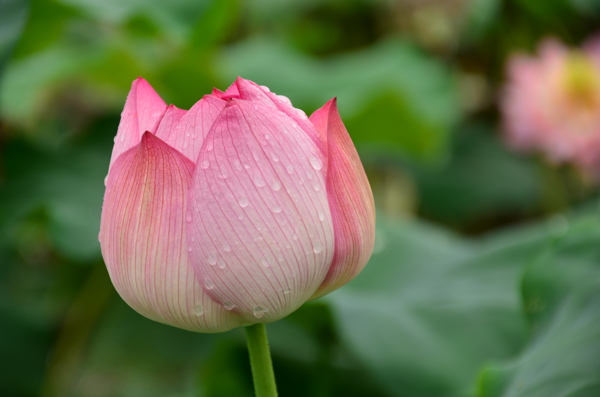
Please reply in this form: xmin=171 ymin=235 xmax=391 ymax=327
xmin=245 ymin=323 xmax=278 ymax=397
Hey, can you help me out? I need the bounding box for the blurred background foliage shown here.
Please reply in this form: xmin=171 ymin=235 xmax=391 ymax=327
xmin=1 ymin=0 xmax=600 ymax=396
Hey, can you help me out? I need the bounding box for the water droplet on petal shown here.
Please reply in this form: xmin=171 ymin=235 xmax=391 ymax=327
xmin=223 ymin=242 xmax=231 ymax=252
xmin=239 ymin=197 xmax=249 ymax=208
xmin=309 ymin=156 xmax=323 ymax=170
xmin=271 ymin=152 xmax=280 ymax=162
xmin=207 ymin=255 xmax=217 ymax=266
xmin=217 ymin=258 xmax=226 ymax=269
xmin=188 ymin=246 xmax=193 ymax=252
xmin=234 ymin=160 xmax=243 ymax=171
xmin=285 ymin=164 xmax=294 ymax=174
xmin=313 ymin=241 xmax=323 ymax=254
xmin=318 ymin=211 xmax=325 ymax=221
xmin=223 ymin=301 xmax=236 ymax=310
xmin=194 ymin=304 xmax=203 ymax=316
xmin=253 ymin=306 xmax=268 ymax=318
xmin=293 ymin=234 xmax=298 ymax=241
xmin=271 ymin=180 xmax=281 ymax=191
xmin=283 ymin=288 xmax=291 ymax=295
xmin=219 ymin=168 xmax=229 ymax=179
xmin=103 ymin=175 xmax=108 ymax=186
xmin=206 ymin=142 xmax=214 ymax=151
xmin=313 ymin=183 xmax=321 ymax=192
xmin=254 ymin=175 xmax=266 ymax=187
xmin=261 ymin=257 xmax=271 ymax=268
xmin=252 ymin=151 xmax=260 ymax=162
xmin=272 ymin=205 xmax=282 ymax=213
xmin=204 ymin=278 xmax=215 ymax=290
xmin=201 ymin=160 xmax=210 ymax=169
xmin=186 ymin=213 xmax=192 ymax=222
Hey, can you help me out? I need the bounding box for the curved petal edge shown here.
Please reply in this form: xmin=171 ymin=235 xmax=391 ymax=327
xmin=109 ymin=78 xmax=168 ymax=168
xmin=100 ymin=132 xmax=244 ymax=333
xmin=309 ymin=99 xmax=376 ymax=299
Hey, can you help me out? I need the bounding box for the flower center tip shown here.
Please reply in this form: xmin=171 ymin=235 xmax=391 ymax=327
xmin=562 ymin=51 xmax=600 ymax=109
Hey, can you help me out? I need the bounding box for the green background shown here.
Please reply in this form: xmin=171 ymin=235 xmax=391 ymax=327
xmin=1 ymin=0 xmax=600 ymax=396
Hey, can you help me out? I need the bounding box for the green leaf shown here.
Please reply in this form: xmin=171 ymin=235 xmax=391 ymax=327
xmin=0 ymin=40 xmax=104 ymax=122
xmin=72 ymin=296 xmax=226 ymax=397
xmin=477 ymin=214 xmax=600 ymax=397
xmin=0 ymin=0 xmax=29 ymax=77
xmin=460 ymin=0 xmax=501 ymax=44
xmin=0 ymin=302 xmax=51 ymax=396
xmin=571 ymin=0 xmax=600 ymax=15
xmin=0 ymin=122 xmax=113 ymax=261
xmin=198 ymin=339 xmax=253 ymax=397
xmin=414 ymin=123 xmax=541 ymax=227
xmin=56 ymin=0 xmax=212 ymax=42
xmin=326 ymin=216 xmax=555 ymax=397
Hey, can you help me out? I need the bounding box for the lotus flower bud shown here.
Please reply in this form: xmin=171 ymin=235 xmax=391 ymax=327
xmin=501 ymin=37 xmax=600 ymax=176
xmin=99 ymin=77 xmax=375 ymax=332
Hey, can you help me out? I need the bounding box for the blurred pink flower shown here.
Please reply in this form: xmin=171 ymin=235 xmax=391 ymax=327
xmin=501 ymin=37 xmax=600 ymax=175
xmin=99 ymin=77 xmax=375 ymax=332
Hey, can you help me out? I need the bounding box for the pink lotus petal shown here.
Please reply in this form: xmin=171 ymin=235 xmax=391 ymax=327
xmin=154 ymin=104 xmax=187 ymax=143
xmin=211 ymin=88 xmax=226 ymax=98
xmin=227 ymin=78 xmax=327 ymax=154
xmin=309 ymin=99 xmax=376 ymax=299
xmin=100 ymin=132 xmax=244 ymax=332
xmin=109 ymin=78 xmax=168 ymax=168
xmin=217 ymin=80 xmax=240 ymax=99
xmin=155 ymin=95 xmax=227 ymax=164
xmin=186 ymin=99 xmax=334 ymax=323
xmin=501 ymin=37 xmax=600 ymax=176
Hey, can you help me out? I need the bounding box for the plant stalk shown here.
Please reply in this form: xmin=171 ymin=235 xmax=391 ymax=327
xmin=245 ymin=323 xmax=278 ymax=397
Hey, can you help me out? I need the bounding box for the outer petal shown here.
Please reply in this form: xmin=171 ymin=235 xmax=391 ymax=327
xmin=309 ymin=98 xmax=375 ymax=299
xmin=187 ymin=99 xmax=334 ymax=323
xmin=100 ymin=132 xmax=244 ymax=332
xmin=109 ymin=78 xmax=168 ymax=168
xmin=155 ymin=95 xmax=227 ymax=164
xmin=221 ymin=78 xmax=325 ymax=154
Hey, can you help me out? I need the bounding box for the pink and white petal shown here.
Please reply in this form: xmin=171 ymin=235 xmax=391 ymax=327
xmin=154 ymin=105 xmax=187 ymax=144
xmin=159 ymin=95 xmax=227 ymax=164
xmin=212 ymin=88 xmax=226 ymax=98
xmin=187 ymin=100 xmax=334 ymax=323
xmin=216 ymin=81 xmax=240 ymax=99
xmin=227 ymin=78 xmax=326 ymax=154
xmin=309 ymin=99 xmax=375 ymax=299
xmin=109 ymin=78 xmax=168 ymax=168
xmin=539 ymin=38 xmax=568 ymax=62
xmin=100 ymin=132 xmax=244 ymax=333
